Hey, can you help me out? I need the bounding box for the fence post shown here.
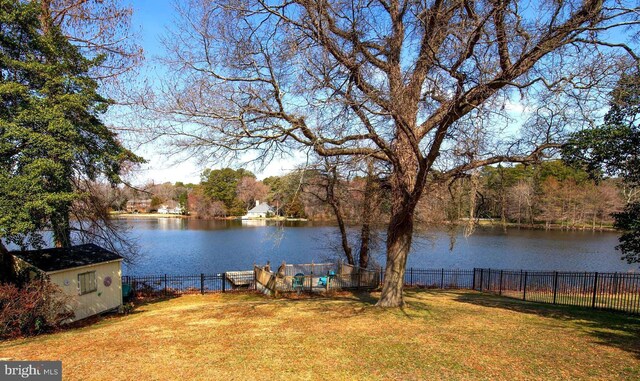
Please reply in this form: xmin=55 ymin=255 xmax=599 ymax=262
xmin=523 ymin=271 xmax=528 ymax=301
xmin=164 ymin=274 xmax=167 ymax=296
xmin=441 ymin=268 xmax=445 ymax=289
xmin=592 ymin=272 xmax=599 ymax=309
xmin=410 ymin=267 xmax=413 ymax=286
xmin=553 ymin=271 xmax=559 ymax=304
xmin=519 ymin=270 xmax=523 ymax=291
xmin=222 ymin=273 xmax=226 ymax=293
xmin=487 ymin=269 xmax=492 ymax=292
xmin=479 ymin=269 xmax=484 ymax=292
xmin=472 ymin=268 xmax=476 ymax=290
xmin=499 ymin=270 xmax=503 ymax=296
xmin=200 ymin=273 xmax=205 ymax=294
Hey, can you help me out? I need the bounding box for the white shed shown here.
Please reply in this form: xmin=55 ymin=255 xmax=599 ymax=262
xmin=9 ymin=244 xmax=124 ymax=322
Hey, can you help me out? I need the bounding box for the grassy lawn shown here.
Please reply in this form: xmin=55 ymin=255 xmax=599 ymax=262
xmin=1 ymin=290 xmax=639 ymax=380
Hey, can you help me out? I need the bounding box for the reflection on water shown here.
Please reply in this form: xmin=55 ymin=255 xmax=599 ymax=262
xmin=122 ymin=219 xmax=638 ymax=275
xmin=241 ymin=219 xmax=265 ymax=227
xmin=156 ymin=217 xmax=187 ymax=230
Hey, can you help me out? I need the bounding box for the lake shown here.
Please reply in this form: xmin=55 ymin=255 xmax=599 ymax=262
xmin=121 ymin=218 xmax=639 ymax=275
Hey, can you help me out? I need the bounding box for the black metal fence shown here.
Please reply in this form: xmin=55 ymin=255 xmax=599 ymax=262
xmin=402 ymin=268 xmax=475 ymax=289
xmin=473 ymin=268 xmax=640 ymax=314
xmin=123 ymin=267 xmax=640 ymax=314
xmin=122 ymin=272 xmax=255 ymax=296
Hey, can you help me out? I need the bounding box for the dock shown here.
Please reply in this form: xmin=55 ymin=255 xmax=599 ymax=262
xmin=225 ymin=271 xmax=254 ymax=288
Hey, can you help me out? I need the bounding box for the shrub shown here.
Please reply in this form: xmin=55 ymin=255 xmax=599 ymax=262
xmin=0 ymin=278 xmax=74 ymax=339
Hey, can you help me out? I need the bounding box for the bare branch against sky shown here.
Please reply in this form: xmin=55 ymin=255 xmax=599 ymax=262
xmin=136 ymin=0 xmax=639 ymax=306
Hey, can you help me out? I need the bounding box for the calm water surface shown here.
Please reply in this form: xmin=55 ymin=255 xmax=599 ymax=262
xmin=122 ymin=218 xmax=638 ymax=275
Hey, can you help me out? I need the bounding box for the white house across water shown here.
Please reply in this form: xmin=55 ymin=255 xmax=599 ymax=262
xmin=8 ymin=244 xmax=124 ymax=322
xmin=242 ymin=200 xmax=275 ymax=219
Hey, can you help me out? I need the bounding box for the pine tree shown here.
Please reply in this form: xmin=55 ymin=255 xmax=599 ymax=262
xmin=0 ymin=0 xmax=143 ymax=252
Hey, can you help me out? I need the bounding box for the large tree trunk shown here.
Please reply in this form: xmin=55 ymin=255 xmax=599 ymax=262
xmin=376 ymin=129 xmax=424 ymax=307
xmin=39 ymin=0 xmax=52 ymax=33
xmin=377 ymin=203 xmax=415 ymax=307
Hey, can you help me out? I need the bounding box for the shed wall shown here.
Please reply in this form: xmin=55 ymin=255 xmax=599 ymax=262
xmin=48 ymin=261 xmax=123 ymax=322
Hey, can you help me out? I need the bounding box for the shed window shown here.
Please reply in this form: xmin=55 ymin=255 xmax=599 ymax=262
xmin=78 ymin=271 xmax=97 ymax=295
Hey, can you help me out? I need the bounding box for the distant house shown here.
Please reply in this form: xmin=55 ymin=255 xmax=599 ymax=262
xmin=126 ymin=199 xmax=152 ymax=213
xmin=158 ymin=200 xmax=184 ymax=215
xmin=7 ymin=244 xmax=124 ymax=322
xmin=242 ymin=200 xmax=275 ymax=219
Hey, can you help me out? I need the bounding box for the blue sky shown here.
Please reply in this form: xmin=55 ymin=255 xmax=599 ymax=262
xmin=124 ymin=0 xmax=525 ymax=185
xmin=132 ymin=0 xmax=171 ymax=57
xmin=122 ymin=0 xmax=626 ymax=185
xmin=123 ymin=0 xmax=305 ymax=184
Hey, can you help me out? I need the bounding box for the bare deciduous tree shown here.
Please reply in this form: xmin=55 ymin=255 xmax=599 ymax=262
xmin=508 ymin=179 xmax=535 ymax=226
xmin=39 ymin=0 xmax=142 ymax=84
xmin=305 ymin=159 xmax=357 ymax=265
xmin=144 ymin=0 xmax=639 ymax=307
xmin=70 ymin=180 xmax=140 ymax=263
xmin=303 ymin=157 xmax=386 ymax=267
xmin=237 ymin=177 xmax=269 ymax=210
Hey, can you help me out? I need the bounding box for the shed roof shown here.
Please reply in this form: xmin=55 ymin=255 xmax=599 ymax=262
xmin=10 ymin=244 xmax=123 ymax=273
xmin=247 ymin=203 xmax=274 ymax=213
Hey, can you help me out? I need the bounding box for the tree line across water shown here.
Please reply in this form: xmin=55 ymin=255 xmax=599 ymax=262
xmin=108 ymin=159 xmax=629 ymax=232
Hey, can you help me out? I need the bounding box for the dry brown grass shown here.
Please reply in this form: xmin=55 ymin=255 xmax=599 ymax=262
xmin=1 ymin=290 xmax=639 ymax=380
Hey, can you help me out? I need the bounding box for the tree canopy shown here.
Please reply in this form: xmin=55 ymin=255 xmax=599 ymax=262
xmin=200 ymin=168 xmax=255 ymax=215
xmin=143 ymin=0 xmax=640 ymax=306
xmin=563 ymin=73 xmax=640 ymax=264
xmin=0 ymin=0 xmax=142 ymax=253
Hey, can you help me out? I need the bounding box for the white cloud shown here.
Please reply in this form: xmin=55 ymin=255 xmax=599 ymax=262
xmin=126 ymin=146 xmax=310 ymax=185
xmin=504 ymin=99 xmax=530 ymax=115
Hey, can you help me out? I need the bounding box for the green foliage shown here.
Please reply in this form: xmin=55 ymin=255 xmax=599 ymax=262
xmin=150 ymin=196 xmax=162 ymax=209
xmin=229 ymin=198 xmax=247 ymax=216
xmin=177 ymin=191 xmax=188 ymax=212
xmin=200 ymin=168 xmax=254 ymax=212
xmin=615 ymin=203 xmax=640 ymax=264
xmin=264 ymin=171 xmax=309 ymax=218
xmin=563 ymin=73 xmax=640 ymax=263
xmin=284 ymin=195 xmax=307 ymax=218
xmin=536 ymin=160 xmax=590 ymax=184
xmin=563 ymin=73 xmax=640 ymax=181
xmin=0 ymin=0 xmax=143 ymax=248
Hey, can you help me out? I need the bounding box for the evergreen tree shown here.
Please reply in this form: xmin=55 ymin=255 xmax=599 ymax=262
xmin=563 ymin=73 xmax=640 ymax=263
xmin=200 ymin=168 xmax=254 ymax=214
xmin=0 ymin=0 xmax=142 ymax=252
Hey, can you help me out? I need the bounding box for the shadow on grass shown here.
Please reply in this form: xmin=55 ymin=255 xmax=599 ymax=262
xmin=129 ymin=292 xmax=181 ymax=307
xmin=454 ymin=291 xmax=640 ymax=358
xmin=63 ymin=292 xmax=184 ymax=331
xmin=349 ymin=291 xmax=379 ymax=305
xmin=277 ymin=290 xmax=379 ymax=305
